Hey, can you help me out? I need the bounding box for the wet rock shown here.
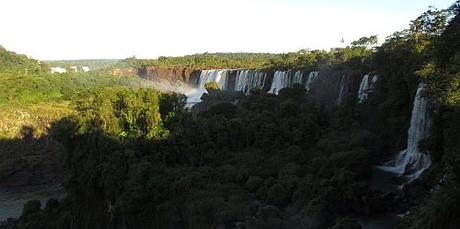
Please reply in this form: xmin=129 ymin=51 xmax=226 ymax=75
xmin=139 ymin=66 xmax=201 ymax=86
xmin=332 ymin=218 xmax=362 ymax=229
xmin=45 ymin=198 xmax=60 ymax=210
xmin=246 ymin=205 xmax=283 ymax=229
xmin=21 ymin=200 xmax=41 ymax=218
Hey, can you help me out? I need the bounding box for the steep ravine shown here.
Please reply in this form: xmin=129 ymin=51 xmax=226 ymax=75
xmin=0 ymin=66 xmax=436 ymax=228
xmin=139 ymin=66 xmax=434 ymax=229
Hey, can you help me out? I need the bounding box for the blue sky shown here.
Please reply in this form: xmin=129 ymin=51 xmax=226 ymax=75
xmin=0 ymin=0 xmax=455 ymax=60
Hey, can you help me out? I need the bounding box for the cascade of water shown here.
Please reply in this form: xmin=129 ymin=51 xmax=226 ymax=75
xmin=305 ymin=71 xmax=319 ymax=91
xmin=235 ymin=70 xmax=266 ymax=94
xmin=270 ymin=70 xmax=304 ymax=94
xmin=357 ymin=74 xmax=378 ymax=103
xmin=336 ymin=75 xmax=347 ymax=105
xmin=293 ymin=70 xmax=303 ymax=85
xmin=186 ymin=69 xmax=229 ymax=106
xmin=254 ymin=71 xmax=267 ymax=91
xmin=358 ymin=74 xmax=370 ymax=102
xmin=270 ymin=71 xmax=289 ymax=94
xmin=235 ymin=70 xmax=247 ymax=92
xmin=377 ymin=83 xmax=432 ymax=185
xmin=216 ymin=70 xmax=228 ymax=90
xmin=197 ymin=70 xmax=228 ymax=90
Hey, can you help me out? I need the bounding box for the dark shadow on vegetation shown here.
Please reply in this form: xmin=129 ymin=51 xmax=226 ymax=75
xmin=0 ymin=86 xmax=415 ymax=229
xmin=0 ymin=126 xmax=65 ymax=189
xmin=1 ymin=4 xmax=460 ymax=228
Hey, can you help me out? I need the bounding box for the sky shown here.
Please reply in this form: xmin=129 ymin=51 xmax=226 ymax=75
xmin=0 ymin=0 xmax=455 ymax=60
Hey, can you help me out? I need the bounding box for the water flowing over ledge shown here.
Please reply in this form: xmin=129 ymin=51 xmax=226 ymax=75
xmin=184 ymin=69 xmax=343 ymax=103
xmin=269 ymin=70 xmax=304 ymax=94
xmin=139 ymin=67 xmax=381 ymax=109
xmin=185 ymin=70 xmax=433 ymax=189
xmin=357 ymin=74 xmax=379 ymax=103
xmin=235 ymin=70 xmax=267 ymax=94
xmin=185 ymin=69 xmax=229 ymax=106
xmin=377 ymin=83 xmax=432 ymax=187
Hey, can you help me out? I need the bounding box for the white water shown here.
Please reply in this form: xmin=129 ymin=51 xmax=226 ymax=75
xmin=199 ymin=70 xmax=228 ymax=90
xmin=305 ymin=71 xmax=319 ymax=91
xmin=235 ymin=70 xmax=267 ymax=94
xmin=269 ymin=70 xmax=305 ymax=94
xmin=187 ymin=69 xmax=320 ymax=99
xmin=0 ymin=184 xmax=64 ymax=221
xmin=358 ymin=74 xmax=378 ymax=103
xmin=336 ymin=75 xmax=347 ymax=105
xmin=235 ymin=69 xmax=319 ymax=95
xmin=186 ymin=69 xmax=323 ymax=105
xmin=270 ymin=71 xmax=290 ymax=94
xmin=186 ymin=69 xmax=229 ymax=107
xmin=293 ymin=70 xmax=303 ymax=85
xmin=50 ymin=67 xmax=67 ymax=74
xmin=377 ymin=84 xmax=432 ymax=186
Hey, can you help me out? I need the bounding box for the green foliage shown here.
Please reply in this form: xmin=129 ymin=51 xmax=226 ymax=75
xmin=351 ymin=35 xmax=378 ymax=48
xmin=0 ymin=71 xmax=149 ymax=106
xmin=1 ymin=3 xmax=460 ymax=229
xmin=0 ymin=102 xmax=73 ymax=139
xmin=0 ymin=45 xmax=161 ymax=108
xmin=14 ymin=85 xmax=379 ymax=229
xmin=411 ymin=7 xmax=450 ymax=38
xmin=401 ymin=5 xmax=460 ymax=229
xmin=159 ymin=93 xmax=187 ymax=119
xmin=204 ymin=81 xmax=220 ymax=91
xmin=72 ymin=88 xmax=169 ymax=140
xmin=404 ymin=184 xmax=460 ymax=229
xmin=44 ymin=59 xmax=120 ymax=70
xmin=123 ymin=43 xmax=375 ymax=71
xmin=0 ymin=46 xmax=46 ymax=75
xmin=421 ymin=9 xmax=460 ymax=106
xmin=380 ymin=7 xmax=450 ymax=56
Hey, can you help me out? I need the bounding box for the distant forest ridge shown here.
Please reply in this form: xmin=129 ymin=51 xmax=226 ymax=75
xmin=120 ymin=42 xmax=377 ymax=70
xmin=44 ymin=59 xmax=121 ymax=70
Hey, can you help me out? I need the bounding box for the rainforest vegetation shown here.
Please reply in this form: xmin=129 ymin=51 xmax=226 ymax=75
xmin=44 ymin=59 xmax=120 ymax=70
xmin=121 ymin=37 xmax=377 ymax=70
xmin=0 ymin=1 xmax=459 ymax=229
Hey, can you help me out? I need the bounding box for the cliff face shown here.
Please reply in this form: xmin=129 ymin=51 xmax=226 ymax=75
xmin=138 ymin=66 xmax=201 ymax=86
xmin=224 ymin=70 xmax=238 ymax=92
xmin=137 ymin=66 xmax=368 ymax=109
xmin=308 ymin=67 xmax=364 ymax=108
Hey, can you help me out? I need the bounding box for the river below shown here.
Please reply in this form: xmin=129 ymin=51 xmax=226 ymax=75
xmin=0 ymin=184 xmax=64 ymax=222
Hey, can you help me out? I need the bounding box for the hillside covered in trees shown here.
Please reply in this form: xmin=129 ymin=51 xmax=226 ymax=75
xmin=121 ymin=37 xmax=377 ymax=71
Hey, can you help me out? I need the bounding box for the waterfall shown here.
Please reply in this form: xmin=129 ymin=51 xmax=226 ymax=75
xmin=305 ymin=71 xmax=319 ymax=91
xmin=336 ymin=75 xmax=347 ymax=105
xmin=186 ymin=69 xmax=229 ymax=106
xmin=235 ymin=70 xmax=248 ymax=93
xmin=269 ymin=70 xmax=304 ymax=94
xmin=357 ymin=74 xmax=378 ymax=103
xmin=293 ymin=70 xmax=303 ymax=85
xmin=377 ymin=83 xmax=432 ymax=185
xmin=235 ymin=70 xmax=267 ymax=94
xmin=235 ymin=69 xmax=316 ymax=95
xmin=270 ymin=71 xmax=290 ymax=94
xmin=197 ymin=70 xmax=228 ymax=90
